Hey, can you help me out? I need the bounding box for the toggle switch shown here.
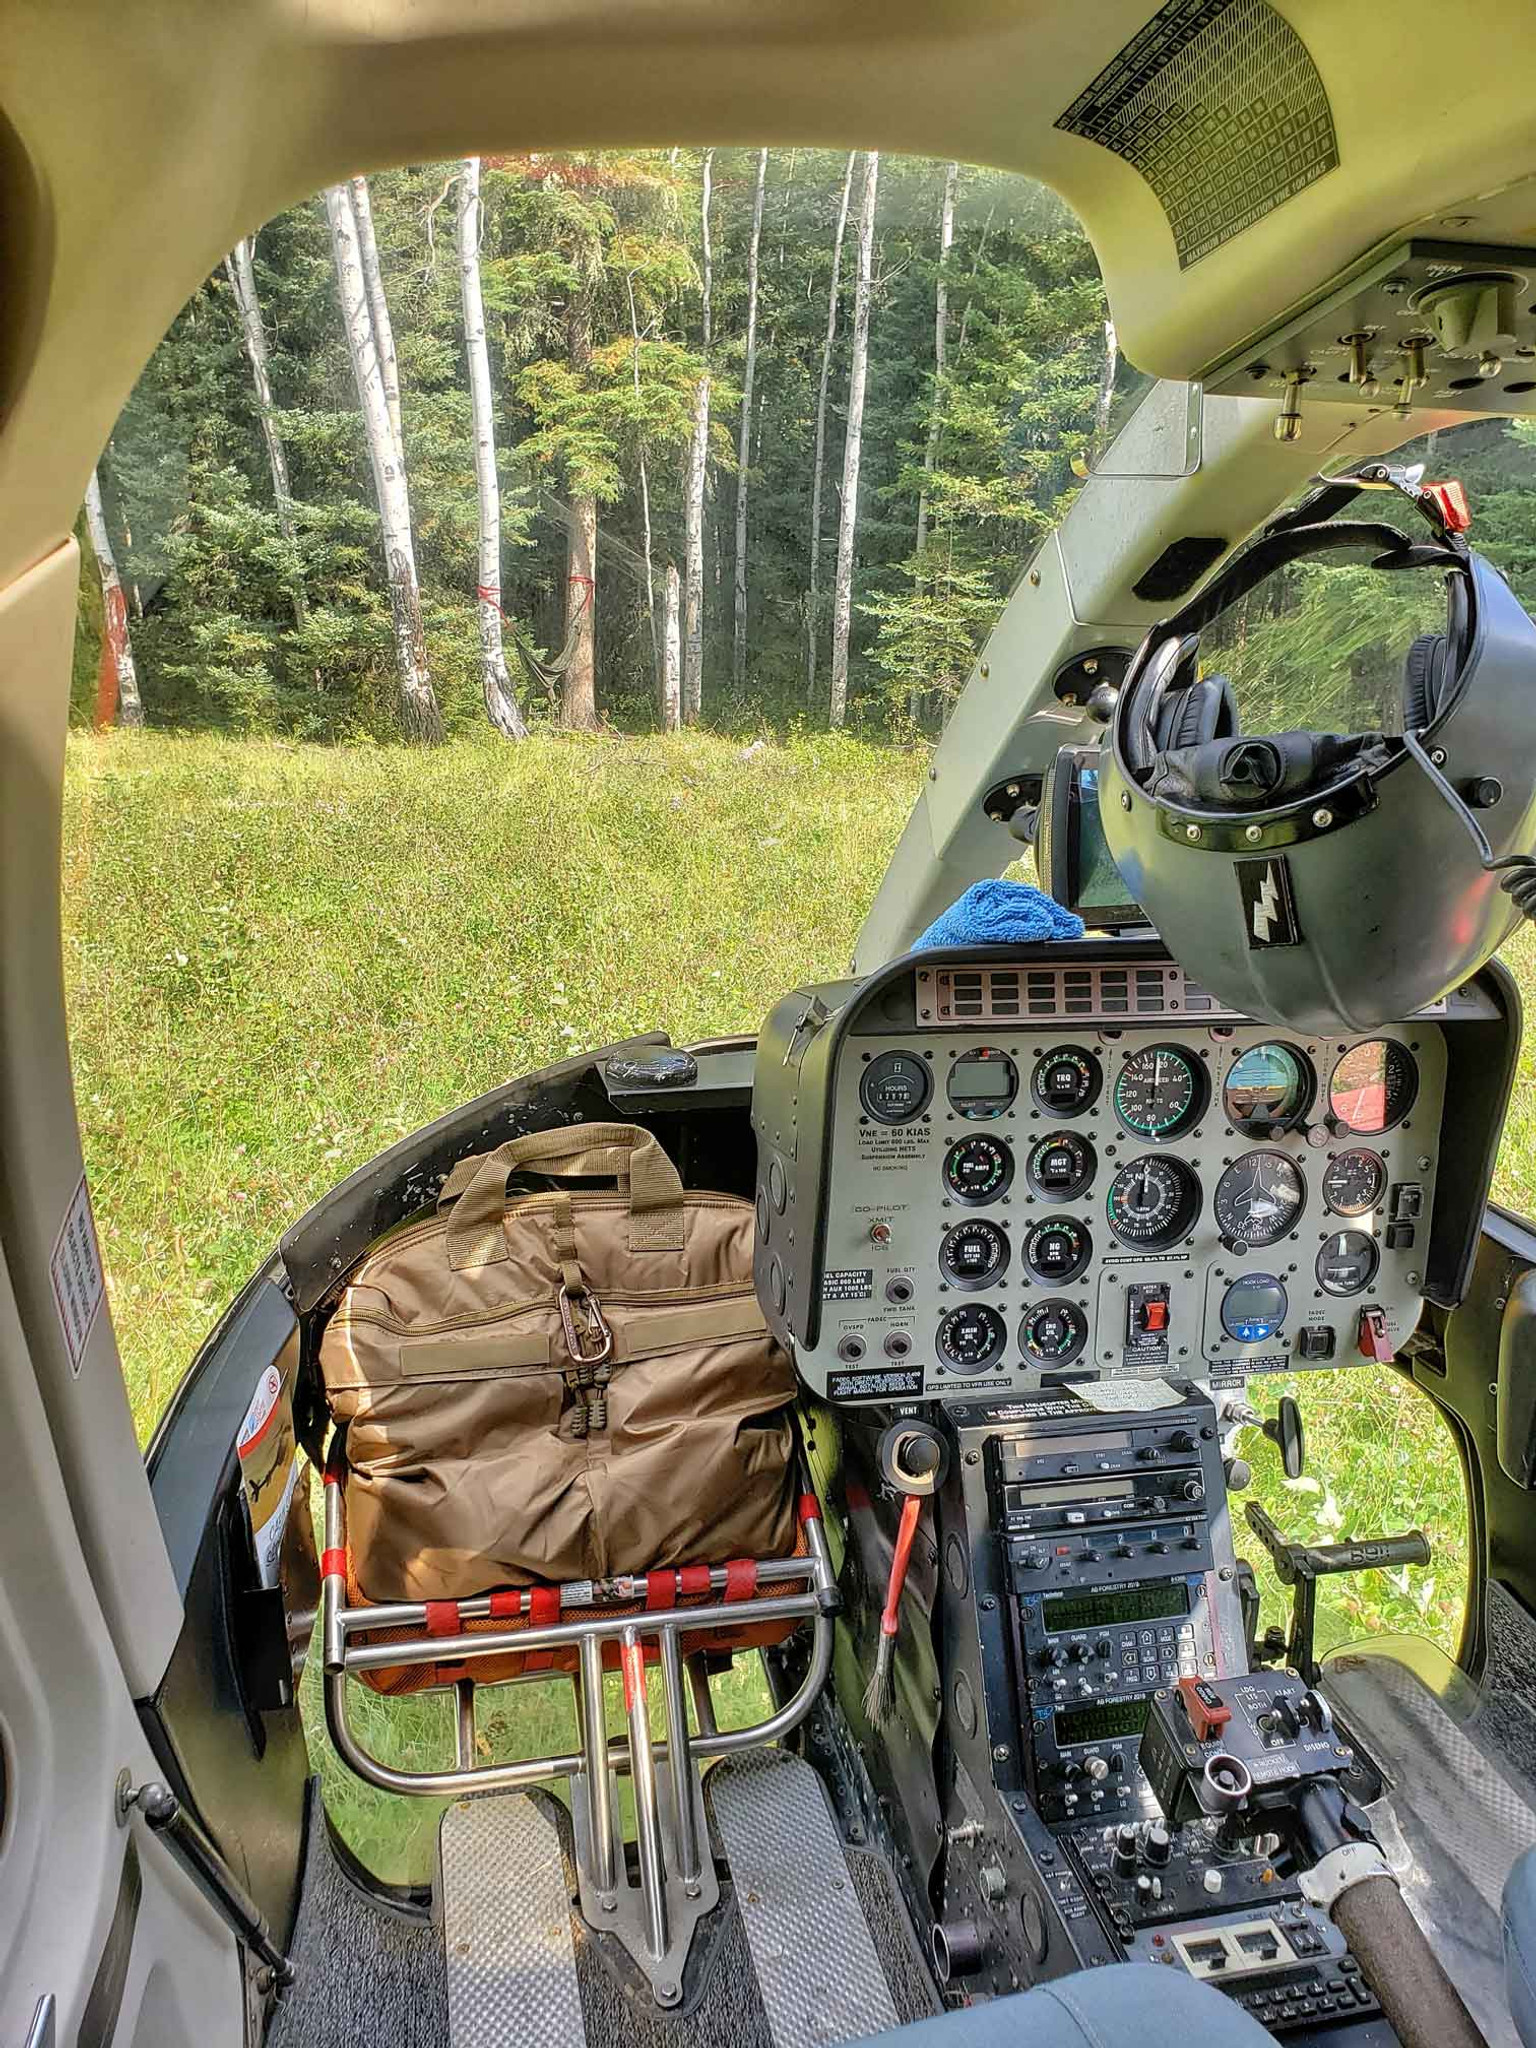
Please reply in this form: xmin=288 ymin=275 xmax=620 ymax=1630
xmin=1357 ymin=1307 xmax=1394 ymax=1363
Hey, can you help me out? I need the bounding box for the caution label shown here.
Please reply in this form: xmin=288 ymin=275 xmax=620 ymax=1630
xmin=51 ymin=1175 xmax=106 ymax=1377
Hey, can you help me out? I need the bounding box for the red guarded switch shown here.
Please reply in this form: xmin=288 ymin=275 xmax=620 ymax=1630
xmin=1142 ymin=1299 xmax=1169 ymax=1334
xmin=1178 ymin=1678 xmax=1232 ymax=1742
xmin=1357 ymin=1307 xmax=1394 ymax=1363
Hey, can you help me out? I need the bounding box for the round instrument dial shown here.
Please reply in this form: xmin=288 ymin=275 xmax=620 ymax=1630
xmin=1220 ymin=1273 xmax=1290 ymax=1344
xmin=1105 ymin=1156 xmax=1201 ymax=1249
xmin=1113 ymin=1044 xmax=1207 ymax=1140
xmin=947 ymin=1046 xmax=1018 ymax=1120
xmin=936 ymin=1302 xmax=1008 ymax=1371
xmin=943 ymin=1135 xmax=1014 ymax=1205
xmin=1031 ymin=1046 xmax=1102 ymax=1117
xmin=1316 ymin=1229 xmax=1382 ymax=1297
xmin=1020 ymin=1299 xmax=1089 ymax=1366
xmin=1323 ymin=1149 xmax=1387 ymax=1218
xmin=1223 ymin=1042 xmax=1314 ymax=1135
xmin=859 ymin=1049 xmax=932 ymax=1125
xmin=1213 ymin=1151 xmax=1305 ymax=1251
xmin=1328 ymin=1040 xmax=1417 ymax=1135
xmin=938 ymin=1219 xmax=1010 ymax=1290
xmin=1023 ymin=1217 xmax=1092 ymax=1285
xmin=1026 ymin=1132 xmax=1096 ymax=1201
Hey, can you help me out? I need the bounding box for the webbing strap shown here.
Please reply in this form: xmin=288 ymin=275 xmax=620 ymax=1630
xmin=441 ymin=1123 xmax=686 ymax=1267
xmin=488 ymin=1590 xmax=522 ymax=1619
xmin=679 ymin=1565 xmax=712 ymax=1598
xmin=614 ymin=1295 xmax=767 ymax=1359
xmin=724 ymin=1559 xmax=758 ymax=1603
xmin=529 ymin=1586 xmax=560 ymax=1626
xmin=425 ymin=1600 xmax=461 ymax=1637
xmin=320 ymin=1547 xmax=347 ymax=1578
xmin=645 ymin=1570 xmax=678 ymax=1610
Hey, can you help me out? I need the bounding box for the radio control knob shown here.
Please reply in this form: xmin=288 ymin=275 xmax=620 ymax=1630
xmin=1170 ymin=1430 xmax=1197 ymax=1454
xmin=1113 ymin=1543 xmax=1134 ymax=1559
xmin=1021 ymin=1549 xmax=1049 ymax=1572
xmin=1137 ymin=1447 xmax=1159 ymax=1463
xmin=1174 ymin=1476 xmax=1204 ymax=1504
xmin=1144 ymin=1824 xmax=1172 ymax=1867
xmin=1040 ymin=1645 xmax=1067 ymax=1670
xmin=1095 ymin=1639 xmax=1113 ymax=1660
xmin=1147 ymin=1541 xmax=1170 ymax=1556
xmin=1112 ymin=1824 xmax=1139 ymax=1876
xmin=1135 ymin=1874 xmax=1155 ymax=1904
xmin=1084 ymin=1755 xmax=1109 ymax=1782
xmin=1067 ymin=1642 xmax=1088 ymax=1663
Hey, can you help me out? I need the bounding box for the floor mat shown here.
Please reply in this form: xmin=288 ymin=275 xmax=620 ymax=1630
xmin=269 ymin=1781 xmax=447 ymax=2048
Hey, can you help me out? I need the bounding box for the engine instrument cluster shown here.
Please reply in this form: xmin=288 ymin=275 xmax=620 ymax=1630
xmin=754 ymin=951 xmax=1454 ymax=1404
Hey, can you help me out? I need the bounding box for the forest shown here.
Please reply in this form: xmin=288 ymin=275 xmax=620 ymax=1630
xmin=77 ymin=147 xmax=1536 ymax=746
xmin=75 ymin=149 xmax=1116 ymax=741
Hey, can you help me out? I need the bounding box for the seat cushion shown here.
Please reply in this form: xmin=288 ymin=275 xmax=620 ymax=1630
xmin=852 ymin=1962 xmax=1275 ymax=2047
xmin=1505 ymin=1844 xmax=1536 ymax=2045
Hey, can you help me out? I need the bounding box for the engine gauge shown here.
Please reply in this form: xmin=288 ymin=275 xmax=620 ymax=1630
xmin=947 ymin=1045 xmax=1018 ymax=1120
xmin=1025 ymin=1131 xmax=1096 ymax=1201
xmin=1023 ymin=1217 xmax=1092 ymax=1285
xmin=1316 ymin=1229 xmax=1381 ymax=1297
xmin=859 ymin=1049 xmax=932 ymax=1125
xmin=1105 ymin=1156 xmax=1201 ymax=1249
xmin=943 ymin=1135 xmax=1014 ymax=1205
xmin=1020 ymin=1299 xmax=1089 ymax=1366
xmin=1213 ymin=1151 xmax=1305 ymax=1251
xmin=939 ymin=1219 xmax=1010 ymax=1289
xmin=1328 ymin=1040 xmax=1417 ymax=1135
xmin=1031 ymin=1045 xmax=1102 ymax=1117
xmin=1113 ymin=1043 xmax=1207 ymax=1139
xmin=1323 ymin=1149 xmax=1387 ymax=1218
xmin=1220 ymin=1273 xmax=1289 ymax=1344
xmin=936 ymin=1302 xmax=1008 ymax=1371
xmin=1222 ymin=1042 xmax=1314 ymax=1135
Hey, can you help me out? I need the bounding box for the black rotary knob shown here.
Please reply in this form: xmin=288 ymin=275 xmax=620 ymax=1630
xmin=1174 ymin=1475 xmax=1205 ymax=1504
xmin=1112 ymin=1824 xmax=1139 ymax=1877
xmin=1170 ymin=1430 xmax=1197 ymax=1453
xmin=1144 ymin=1824 xmax=1172 ymax=1867
xmin=1067 ymin=1642 xmax=1088 ymax=1663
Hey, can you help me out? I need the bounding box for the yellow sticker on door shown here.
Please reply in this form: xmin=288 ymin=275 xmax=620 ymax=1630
xmin=51 ymin=1174 xmax=106 ymax=1375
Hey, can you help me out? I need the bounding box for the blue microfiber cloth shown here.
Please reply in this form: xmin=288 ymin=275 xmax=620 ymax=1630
xmin=913 ymin=879 xmax=1084 ymax=952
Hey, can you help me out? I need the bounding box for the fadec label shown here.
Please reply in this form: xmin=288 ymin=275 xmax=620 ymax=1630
xmin=828 ymin=1367 xmax=925 ymax=1402
xmin=50 ymin=1174 xmax=106 ymax=1376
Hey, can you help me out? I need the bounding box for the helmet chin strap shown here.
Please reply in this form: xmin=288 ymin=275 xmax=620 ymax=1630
xmin=1401 ymin=727 xmax=1536 ymax=923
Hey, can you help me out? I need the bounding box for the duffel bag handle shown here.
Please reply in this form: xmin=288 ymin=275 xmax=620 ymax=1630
xmin=439 ymin=1122 xmax=686 ymax=1267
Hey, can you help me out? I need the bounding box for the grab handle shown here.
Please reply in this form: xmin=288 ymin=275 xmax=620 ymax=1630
xmin=441 ymin=1123 xmax=686 ymax=1265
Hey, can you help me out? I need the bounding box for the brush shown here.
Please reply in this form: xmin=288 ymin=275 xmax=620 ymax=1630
xmin=864 ymin=1492 xmax=924 ymax=1727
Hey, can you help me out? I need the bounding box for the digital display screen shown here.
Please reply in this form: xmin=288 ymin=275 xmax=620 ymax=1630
xmin=1042 ymin=1583 xmax=1190 ymax=1632
xmin=1055 ymin=1697 xmax=1152 ymax=1747
xmin=1012 ymin=1479 xmax=1138 ymax=1506
xmin=951 ymin=1057 xmax=1014 ymax=1097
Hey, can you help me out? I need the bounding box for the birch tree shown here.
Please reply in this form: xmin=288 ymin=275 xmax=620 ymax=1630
xmin=350 ymin=177 xmax=404 ymax=463
xmin=682 ymin=149 xmax=714 ymax=723
xmin=732 ymin=148 xmax=769 ymax=690
xmin=456 ymin=158 xmax=528 ymax=739
xmin=324 ymin=181 xmax=443 ymax=744
xmin=661 ymin=561 xmax=682 ymax=732
xmin=224 ymin=236 xmax=306 ymax=627
xmin=915 ymin=161 xmax=958 ymax=564
xmin=561 ymin=290 xmax=600 ymax=731
xmin=626 ymin=268 xmax=659 ymax=682
xmin=829 ymin=151 xmax=879 ymax=730
xmin=806 ymin=151 xmax=855 ymax=706
xmin=1095 ymin=314 xmax=1119 ymax=444
xmin=84 ymin=468 xmax=144 ymax=727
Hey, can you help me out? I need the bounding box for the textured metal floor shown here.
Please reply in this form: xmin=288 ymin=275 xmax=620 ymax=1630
xmin=439 ymin=1794 xmax=584 ymax=2048
xmin=1324 ymin=1639 xmax=1536 ymax=2048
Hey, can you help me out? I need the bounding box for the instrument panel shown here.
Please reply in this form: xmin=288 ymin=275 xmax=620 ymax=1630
xmin=785 ymin=1010 xmax=1445 ymax=1403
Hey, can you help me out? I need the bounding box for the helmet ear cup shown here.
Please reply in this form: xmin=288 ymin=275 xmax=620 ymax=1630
xmin=1403 ymin=633 xmax=1447 ymax=732
xmin=1152 ymin=672 xmax=1239 ymax=751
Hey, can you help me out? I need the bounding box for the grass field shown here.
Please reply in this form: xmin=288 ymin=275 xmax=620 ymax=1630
xmin=61 ymin=729 xmax=1536 ymax=1881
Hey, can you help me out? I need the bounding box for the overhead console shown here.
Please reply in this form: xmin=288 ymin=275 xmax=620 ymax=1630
xmin=752 ymin=940 xmax=1513 ymax=1405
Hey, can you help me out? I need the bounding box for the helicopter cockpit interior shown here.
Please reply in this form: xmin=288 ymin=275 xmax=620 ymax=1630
xmin=9 ymin=6 xmax=1536 ymax=2048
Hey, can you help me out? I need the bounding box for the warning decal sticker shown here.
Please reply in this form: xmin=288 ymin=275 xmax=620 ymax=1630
xmin=51 ymin=1175 xmax=106 ymax=1376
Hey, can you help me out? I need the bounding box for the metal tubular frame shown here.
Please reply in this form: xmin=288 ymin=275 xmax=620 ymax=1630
xmin=319 ymin=1458 xmax=837 ymax=2001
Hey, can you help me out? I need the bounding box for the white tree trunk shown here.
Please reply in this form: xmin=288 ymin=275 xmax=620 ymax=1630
xmin=563 ymin=493 xmax=598 ymax=730
xmin=915 ymin=160 xmax=957 ymax=565
xmin=84 ymin=469 xmax=144 ymax=727
xmin=626 ymin=269 xmax=659 ymax=682
xmin=324 ymin=181 xmax=443 ymax=744
xmin=682 ymin=148 xmax=713 ymax=724
xmin=829 ymin=150 xmax=879 ymax=731
xmin=457 ymin=158 xmax=527 ymax=740
xmin=350 ymin=176 xmax=403 ymax=464
xmin=807 ymin=150 xmax=855 ymax=707
xmin=661 ymin=561 xmax=682 ymax=733
xmin=732 ymin=147 xmax=769 ymax=691
xmin=225 ymin=236 xmax=306 ymax=626
xmin=1096 ymin=314 xmax=1119 ymax=444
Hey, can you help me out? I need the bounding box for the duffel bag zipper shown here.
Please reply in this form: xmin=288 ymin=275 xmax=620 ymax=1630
xmin=331 ymin=1276 xmax=760 ymax=1342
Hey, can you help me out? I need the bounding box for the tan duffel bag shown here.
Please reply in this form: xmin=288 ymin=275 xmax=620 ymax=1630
xmin=319 ymin=1122 xmax=799 ymax=1607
